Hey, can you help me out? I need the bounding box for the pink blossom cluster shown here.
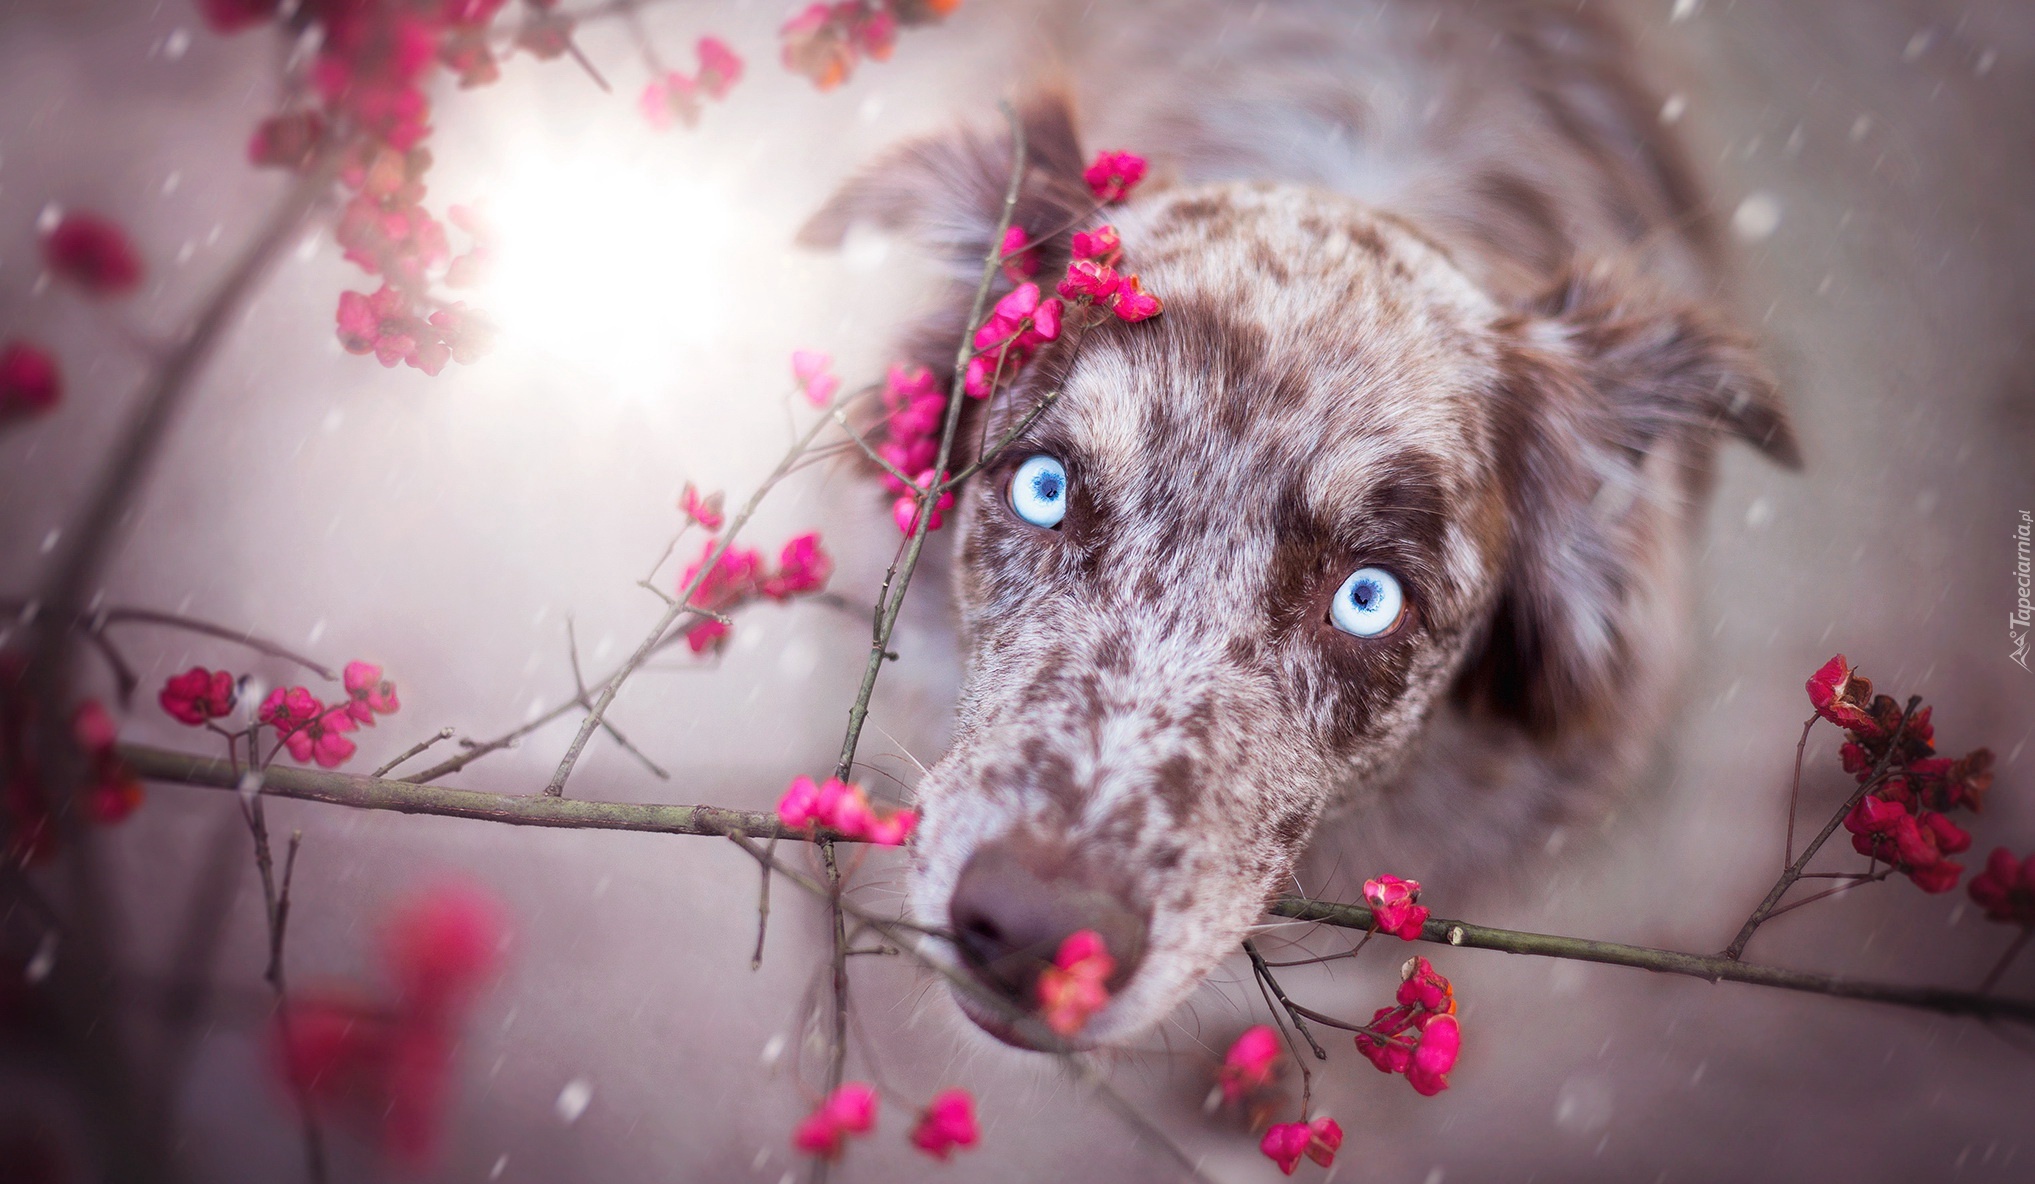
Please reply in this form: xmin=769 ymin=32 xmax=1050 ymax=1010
xmin=248 ymin=661 xmax=402 ymax=769
xmin=964 ymin=281 xmax=1062 ymax=399
xmin=1083 ymin=149 xmax=1147 ymax=204
xmin=1260 ymin=1116 xmax=1343 ymax=1176
xmin=1808 ymin=655 xmax=1992 ymax=893
xmin=42 ymin=211 xmax=144 ymax=297
xmin=1036 ymin=929 xmax=1114 ymax=1036
xmin=1217 ymin=1024 xmax=1281 ymax=1105
xmin=1 ymin=652 xmax=146 ymax=866
xmin=202 ymin=1 xmax=591 ymax=377
xmin=792 ymin=349 xmax=841 ymax=406
xmin=793 ymin=1082 xmax=980 ymax=1163
xmin=965 ymin=156 xmax=1159 ymax=403
xmin=779 ymin=0 xmax=961 ymax=91
xmin=640 ymin=36 xmax=744 ymax=130
xmin=873 ymin=363 xmax=945 ymax=491
xmin=9 ymin=211 xmax=156 ymax=427
xmin=1353 ymin=955 xmax=1462 ymax=1096
xmin=1054 ymin=221 xmax=1164 ymax=324
xmin=274 ymin=882 xmax=507 ymax=1165
xmin=1 ymin=342 xmax=63 ymax=427
xmin=1361 ymin=873 xmax=1429 ymax=940
xmin=1969 ymin=848 xmax=2035 ymax=927
xmin=776 ymin=775 xmax=918 ymax=846
xmin=675 ymin=533 xmax=835 ymax=653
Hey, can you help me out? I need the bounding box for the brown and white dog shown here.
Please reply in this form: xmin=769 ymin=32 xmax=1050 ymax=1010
xmin=803 ymin=0 xmax=1799 ymax=1048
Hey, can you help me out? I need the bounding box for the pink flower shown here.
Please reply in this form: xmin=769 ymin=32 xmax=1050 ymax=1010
xmin=1356 ymin=956 xmax=1461 ymax=1095
xmin=1070 ymin=223 xmax=1121 ymax=264
xmin=909 ymin=1088 xmax=980 ymax=1160
xmin=1056 ymin=258 xmax=1119 ymax=303
xmin=1362 ymin=874 xmax=1429 ymax=941
xmin=851 ymin=5 xmax=898 ymax=59
xmin=679 ymin=482 xmax=725 ymax=531
xmin=427 ymin=302 xmax=494 ymax=367
xmin=865 ymin=808 xmax=918 ymax=846
xmin=381 ymin=880 xmax=506 ymax=1021
xmin=779 ymin=3 xmax=859 ymax=91
xmin=259 ymin=686 xmax=325 ymax=735
xmin=762 ymin=532 xmax=834 ymax=599
xmin=1405 ymin=1013 xmax=1460 ymax=1096
xmin=678 ymin=538 xmax=763 ymax=652
xmin=248 ymin=111 xmax=328 ymax=169
xmin=966 ymin=283 xmax=1063 ymax=398
xmin=776 ymin=776 xmax=915 ymax=845
xmin=697 ymin=35 xmax=745 ymax=99
xmin=0 ymin=342 xmax=61 ymax=423
xmin=1105 ymin=273 xmax=1164 ymax=322
xmin=72 ymin=700 xmax=144 ymax=825
xmin=1037 ymin=930 xmax=1114 ymax=1037
xmin=343 ymin=660 xmax=401 ymax=726
xmin=1082 ymin=149 xmax=1147 ymax=204
xmin=792 ymin=348 xmax=840 ymax=406
xmin=43 ymin=212 xmax=144 ymax=297
xmin=639 ymin=71 xmax=700 ymax=130
xmin=1806 ymin=654 xmax=1881 ymax=737
xmin=777 ymin=775 xmax=825 ymax=829
xmin=286 ymin=709 xmax=360 ymax=769
xmin=1218 ymin=1024 xmax=1280 ymax=1104
xmin=1260 ymin=1116 xmax=1342 ymax=1175
xmin=337 ymin=286 xmax=421 ymax=369
xmin=793 ymin=1081 xmax=879 ymax=1159
xmin=1969 ymin=848 xmax=2035 ymax=926
xmin=159 ymin=667 xmax=237 ymax=726
xmin=1000 ymin=225 xmax=1039 ymax=281
xmin=893 ymin=470 xmax=955 ymax=535
xmin=274 ymin=882 xmax=508 ymax=1166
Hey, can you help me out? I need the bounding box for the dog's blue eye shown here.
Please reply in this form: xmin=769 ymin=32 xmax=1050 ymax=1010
xmin=1330 ymin=567 xmax=1405 ymax=638
xmin=1010 ymin=454 xmax=1068 ymax=529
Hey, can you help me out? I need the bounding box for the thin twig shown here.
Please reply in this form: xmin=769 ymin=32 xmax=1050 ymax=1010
xmin=1979 ymin=928 xmax=2033 ymax=995
xmin=0 ymin=598 xmax=341 ymax=683
xmin=831 ymin=101 xmax=1029 ymax=784
xmin=371 ymin=727 xmax=455 ymax=779
xmin=1243 ymin=940 xmax=1327 ymax=1061
xmin=1724 ymin=696 xmax=1921 ymax=960
xmin=543 ymin=406 xmax=838 ymax=797
xmin=1783 ymin=713 xmax=1817 ymax=866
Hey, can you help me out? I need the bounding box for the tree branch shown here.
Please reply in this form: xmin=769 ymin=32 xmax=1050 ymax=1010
xmin=124 ymin=741 xmax=2035 ymax=1026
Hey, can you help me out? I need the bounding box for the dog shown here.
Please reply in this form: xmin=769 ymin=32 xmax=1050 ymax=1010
xmin=800 ymin=0 xmax=1799 ymax=1048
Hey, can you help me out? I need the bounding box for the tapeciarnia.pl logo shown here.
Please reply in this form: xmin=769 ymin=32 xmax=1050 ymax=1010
xmin=2013 ymin=510 xmax=2032 ymax=671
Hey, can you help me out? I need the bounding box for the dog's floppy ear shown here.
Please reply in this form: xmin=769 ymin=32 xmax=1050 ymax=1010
xmin=799 ymin=93 xmax=1095 ymax=280
xmin=1463 ymin=262 xmax=1799 ymax=736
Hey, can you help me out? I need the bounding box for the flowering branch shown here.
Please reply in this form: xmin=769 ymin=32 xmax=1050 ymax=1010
xmin=1724 ymin=694 xmax=1924 ymax=959
xmin=1263 ymin=896 xmax=2035 ymax=1024
xmin=541 ymin=405 xmax=840 ymax=797
xmin=829 ymin=100 xmax=1027 ymax=785
xmin=121 ymin=742 xmax=2035 ymax=1026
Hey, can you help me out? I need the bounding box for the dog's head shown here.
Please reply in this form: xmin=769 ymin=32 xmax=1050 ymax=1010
xmin=805 ymin=99 xmax=1797 ymax=1047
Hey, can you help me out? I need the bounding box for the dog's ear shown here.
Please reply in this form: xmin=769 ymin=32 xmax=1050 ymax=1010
xmin=1463 ymin=262 xmax=1799 ymax=736
xmin=799 ymin=93 xmax=1094 ymax=280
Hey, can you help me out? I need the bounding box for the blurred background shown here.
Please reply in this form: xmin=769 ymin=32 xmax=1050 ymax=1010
xmin=1 ymin=0 xmax=2031 ymax=1180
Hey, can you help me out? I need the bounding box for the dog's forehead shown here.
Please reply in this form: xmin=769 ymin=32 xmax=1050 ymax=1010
xmin=1053 ymin=184 xmax=1505 ymax=519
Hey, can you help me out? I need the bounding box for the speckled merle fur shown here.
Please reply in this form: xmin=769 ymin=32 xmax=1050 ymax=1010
xmin=803 ymin=0 xmax=1799 ymax=1045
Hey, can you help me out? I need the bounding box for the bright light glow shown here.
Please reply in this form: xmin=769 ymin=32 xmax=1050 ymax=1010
xmin=479 ymin=149 xmax=744 ymax=394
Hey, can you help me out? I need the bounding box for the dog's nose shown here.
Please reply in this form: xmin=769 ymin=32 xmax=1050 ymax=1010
xmin=948 ymin=836 xmax=1147 ymax=1014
